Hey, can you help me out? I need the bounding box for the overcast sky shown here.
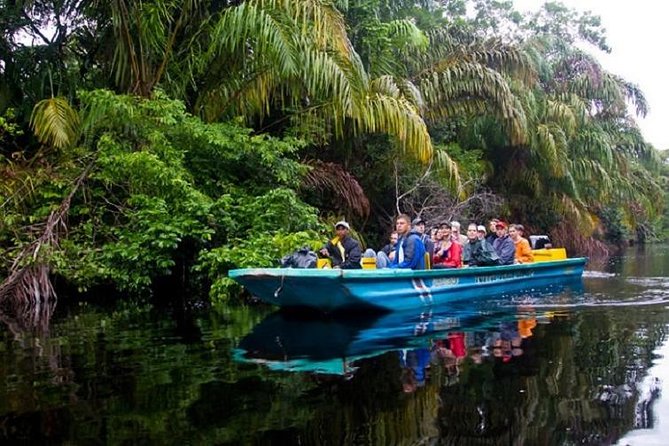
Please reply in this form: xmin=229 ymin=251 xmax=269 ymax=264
xmin=514 ymin=0 xmax=668 ymax=150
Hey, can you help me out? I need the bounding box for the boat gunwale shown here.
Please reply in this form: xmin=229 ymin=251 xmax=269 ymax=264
xmin=228 ymin=257 xmax=587 ymax=280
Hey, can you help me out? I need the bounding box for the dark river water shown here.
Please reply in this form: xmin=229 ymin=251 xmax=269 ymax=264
xmin=1 ymin=245 xmax=669 ymax=445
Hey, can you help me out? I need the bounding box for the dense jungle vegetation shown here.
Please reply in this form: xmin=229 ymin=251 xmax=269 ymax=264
xmin=1 ymin=0 xmax=667 ymax=307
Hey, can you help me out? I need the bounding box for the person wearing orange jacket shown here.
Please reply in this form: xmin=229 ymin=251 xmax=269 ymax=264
xmin=509 ymin=224 xmax=534 ymax=264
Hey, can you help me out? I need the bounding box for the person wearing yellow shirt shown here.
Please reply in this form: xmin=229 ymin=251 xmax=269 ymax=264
xmin=319 ymin=221 xmax=362 ymax=269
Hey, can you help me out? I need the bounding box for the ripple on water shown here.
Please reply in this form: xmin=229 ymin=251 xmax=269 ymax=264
xmin=583 ymin=270 xmax=617 ymax=279
xmin=522 ymin=274 xmax=669 ymax=309
xmin=626 ymin=277 xmax=669 ymax=288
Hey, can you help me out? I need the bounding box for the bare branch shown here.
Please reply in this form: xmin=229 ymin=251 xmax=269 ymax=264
xmin=395 ymin=157 xmax=433 ymax=215
xmin=393 ymin=162 xmax=503 ymax=227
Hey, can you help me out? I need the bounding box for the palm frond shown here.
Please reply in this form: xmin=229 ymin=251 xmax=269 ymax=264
xmin=29 ymin=97 xmax=80 ymax=149
xmin=353 ymin=90 xmax=433 ymax=163
xmin=301 ymin=159 xmax=370 ymax=217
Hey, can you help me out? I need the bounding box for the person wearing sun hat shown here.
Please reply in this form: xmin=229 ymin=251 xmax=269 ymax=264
xmin=492 ymin=221 xmax=515 ymax=265
xmin=319 ymin=220 xmax=362 ymax=269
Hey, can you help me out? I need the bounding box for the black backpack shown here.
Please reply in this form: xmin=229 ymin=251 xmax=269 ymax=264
xmin=280 ymin=247 xmax=318 ymax=268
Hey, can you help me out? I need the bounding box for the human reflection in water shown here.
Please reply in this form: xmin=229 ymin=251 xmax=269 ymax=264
xmin=431 ymin=332 xmax=467 ymax=384
xmin=489 ymin=308 xmax=538 ymax=362
xmin=398 ymin=348 xmax=431 ymax=393
xmin=492 ymin=321 xmax=523 ymax=362
xmin=517 ymin=308 xmax=538 ymax=340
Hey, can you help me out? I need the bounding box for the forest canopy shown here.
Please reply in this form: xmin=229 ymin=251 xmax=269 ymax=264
xmin=1 ymin=0 xmax=666 ymax=305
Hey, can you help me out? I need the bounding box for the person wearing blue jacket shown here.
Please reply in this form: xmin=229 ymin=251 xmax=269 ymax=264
xmin=390 ymin=214 xmax=426 ymax=270
xmin=492 ymin=221 xmax=515 ymax=265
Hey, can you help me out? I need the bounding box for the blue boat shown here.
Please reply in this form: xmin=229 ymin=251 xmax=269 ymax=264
xmin=228 ymin=258 xmax=587 ymax=312
xmin=233 ymin=281 xmax=583 ymax=375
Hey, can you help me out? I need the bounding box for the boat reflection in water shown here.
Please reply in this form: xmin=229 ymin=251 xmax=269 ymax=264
xmin=233 ymin=280 xmax=583 ymax=378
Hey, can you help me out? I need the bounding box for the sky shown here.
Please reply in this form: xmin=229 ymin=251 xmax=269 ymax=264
xmin=514 ymin=0 xmax=669 ymax=150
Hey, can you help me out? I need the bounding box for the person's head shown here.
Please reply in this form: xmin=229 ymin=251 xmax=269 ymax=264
xmin=395 ymin=214 xmax=411 ymax=235
xmin=436 ymin=221 xmax=449 ymax=237
xmin=334 ymin=220 xmax=350 ymax=237
xmin=401 ymin=368 xmax=417 ymax=393
xmin=495 ymin=221 xmax=507 ymax=237
xmin=508 ymin=224 xmax=522 ymax=241
xmin=389 ymin=231 xmax=399 ymax=245
xmin=430 ymin=227 xmax=438 ymax=241
xmin=451 ymin=221 xmax=461 ymax=235
xmin=489 ymin=218 xmax=500 ymax=232
xmin=477 ymin=225 xmax=486 ymax=240
xmin=412 ymin=217 xmax=426 ymax=234
xmin=466 ymin=223 xmax=478 ymax=241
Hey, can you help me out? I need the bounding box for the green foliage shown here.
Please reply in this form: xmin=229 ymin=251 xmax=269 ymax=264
xmin=0 ymin=109 xmax=23 ymax=144
xmin=2 ymin=89 xmax=323 ymax=299
xmin=30 ymin=97 xmax=80 ymax=149
xmin=200 ymin=228 xmax=323 ymax=305
xmin=597 ymin=207 xmax=630 ymax=245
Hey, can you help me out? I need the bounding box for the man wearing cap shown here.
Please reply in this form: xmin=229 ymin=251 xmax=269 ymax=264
xmin=492 ymin=221 xmax=515 ymax=265
xmin=476 ymin=225 xmax=487 ymax=241
xmin=412 ymin=217 xmax=434 ymax=267
xmin=319 ymin=220 xmax=362 ymax=269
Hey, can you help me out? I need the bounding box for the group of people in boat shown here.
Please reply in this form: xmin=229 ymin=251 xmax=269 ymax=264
xmin=320 ymin=214 xmax=545 ymax=270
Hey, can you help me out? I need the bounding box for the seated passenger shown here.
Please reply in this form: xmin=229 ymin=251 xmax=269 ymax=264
xmin=412 ymin=217 xmax=434 ymax=268
xmin=486 ymin=218 xmax=499 ymax=245
xmin=492 ymin=221 xmax=515 ymax=265
xmin=432 ymin=225 xmax=462 ymax=268
xmin=451 ymin=221 xmax=468 ymax=246
xmin=390 ymin=214 xmax=426 ymax=270
xmin=477 ymin=225 xmax=486 ymax=241
xmin=463 ymin=223 xmax=500 ymax=267
xmin=375 ymin=231 xmax=398 ymax=268
xmin=509 ymin=224 xmax=534 ymax=263
xmin=319 ymin=220 xmax=362 ymax=269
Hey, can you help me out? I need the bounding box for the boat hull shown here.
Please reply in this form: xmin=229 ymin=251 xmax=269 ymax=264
xmin=228 ymin=258 xmax=587 ymax=312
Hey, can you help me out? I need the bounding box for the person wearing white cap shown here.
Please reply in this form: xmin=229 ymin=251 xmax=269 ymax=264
xmin=319 ymin=220 xmax=362 ymax=269
xmin=476 ymin=225 xmax=487 ymax=241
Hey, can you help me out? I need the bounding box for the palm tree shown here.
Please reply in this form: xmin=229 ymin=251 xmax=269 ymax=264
xmin=479 ymin=36 xmax=663 ymax=243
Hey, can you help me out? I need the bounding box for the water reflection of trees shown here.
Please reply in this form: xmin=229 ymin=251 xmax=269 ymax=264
xmin=256 ymin=307 xmax=668 ymax=445
xmin=1 ymin=303 xmax=668 ymax=444
xmin=425 ymin=308 xmax=667 ymax=445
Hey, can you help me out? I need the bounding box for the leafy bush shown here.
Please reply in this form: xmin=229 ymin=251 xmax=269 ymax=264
xmin=1 ymin=90 xmax=324 ymax=301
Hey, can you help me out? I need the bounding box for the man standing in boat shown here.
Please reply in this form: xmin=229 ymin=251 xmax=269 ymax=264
xmin=389 ymin=214 xmax=426 ymax=270
xmin=319 ymin=220 xmax=363 ymax=269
